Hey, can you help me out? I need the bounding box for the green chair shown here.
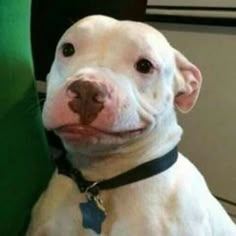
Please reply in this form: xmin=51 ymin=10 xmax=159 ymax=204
xmin=0 ymin=1 xmax=53 ymax=235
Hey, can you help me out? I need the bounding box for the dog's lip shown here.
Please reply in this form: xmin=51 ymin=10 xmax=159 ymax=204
xmin=54 ymin=124 xmax=146 ymax=138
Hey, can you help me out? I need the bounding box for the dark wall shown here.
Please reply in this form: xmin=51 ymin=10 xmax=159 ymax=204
xmin=31 ymin=0 xmax=147 ymax=81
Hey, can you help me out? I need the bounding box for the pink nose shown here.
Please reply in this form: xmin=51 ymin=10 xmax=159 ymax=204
xmin=67 ymin=80 xmax=108 ymax=125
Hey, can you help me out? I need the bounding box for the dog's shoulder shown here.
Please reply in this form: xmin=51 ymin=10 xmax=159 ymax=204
xmin=27 ymin=172 xmax=81 ymax=235
xmin=174 ymin=153 xmax=214 ymax=209
xmin=175 ymin=154 xmax=236 ymax=235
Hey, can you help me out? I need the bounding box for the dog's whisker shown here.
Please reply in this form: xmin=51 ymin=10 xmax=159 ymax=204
xmin=25 ymin=100 xmax=42 ymax=113
xmin=38 ymin=97 xmax=46 ymax=104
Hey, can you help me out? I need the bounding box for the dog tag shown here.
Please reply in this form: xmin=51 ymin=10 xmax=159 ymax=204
xmin=80 ymin=197 xmax=106 ymax=234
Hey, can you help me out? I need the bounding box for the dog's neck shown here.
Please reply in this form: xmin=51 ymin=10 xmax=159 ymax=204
xmin=68 ymin=114 xmax=182 ymax=182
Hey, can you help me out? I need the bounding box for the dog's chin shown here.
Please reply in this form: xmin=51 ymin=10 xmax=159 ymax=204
xmin=54 ymin=124 xmax=146 ymax=153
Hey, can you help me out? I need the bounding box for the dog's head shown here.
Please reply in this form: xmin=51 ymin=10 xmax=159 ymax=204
xmin=43 ymin=15 xmax=202 ymax=155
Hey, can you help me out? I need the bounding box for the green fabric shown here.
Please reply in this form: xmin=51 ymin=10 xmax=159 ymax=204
xmin=0 ymin=1 xmax=53 ymax=235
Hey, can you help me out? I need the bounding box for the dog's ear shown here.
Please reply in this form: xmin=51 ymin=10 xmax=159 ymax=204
xmin=173 ymin=49 xmax=202 ymax=113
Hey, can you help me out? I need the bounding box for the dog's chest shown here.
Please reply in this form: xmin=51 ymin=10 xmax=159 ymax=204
xmin=44 ymin=174 xmax=186 ymax=236
xmin=51 ymin=185 xmax=161 ymax=236
xmin=29 ymin=165 xmax=216 ymax=236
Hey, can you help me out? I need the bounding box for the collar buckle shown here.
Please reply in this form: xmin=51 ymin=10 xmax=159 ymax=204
xmin=86 ymin=182 xmax=100 ymax=197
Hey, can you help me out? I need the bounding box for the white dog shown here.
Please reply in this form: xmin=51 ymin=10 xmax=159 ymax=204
xmin=27 ymin=15 xmax=236 ymax=236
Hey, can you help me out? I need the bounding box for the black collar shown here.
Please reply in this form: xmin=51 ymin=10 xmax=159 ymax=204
xmin=54 ymin=146 xmax=178 ymax=196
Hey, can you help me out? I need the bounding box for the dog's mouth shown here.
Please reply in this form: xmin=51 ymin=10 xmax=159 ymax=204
xmin=54 ymin=124 xmax=146 ymax=143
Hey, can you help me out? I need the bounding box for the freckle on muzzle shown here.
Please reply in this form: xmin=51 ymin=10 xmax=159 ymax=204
xmin=67 ymin=80 xmax=108 ymax=125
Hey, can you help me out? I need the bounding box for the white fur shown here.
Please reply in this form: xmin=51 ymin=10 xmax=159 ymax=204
xmin=27 ymin=15 xmax=236 ymax=236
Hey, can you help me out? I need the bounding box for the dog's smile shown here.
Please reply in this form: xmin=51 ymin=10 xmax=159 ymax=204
xmin=55 ymin=124 xmax=147 ymax=144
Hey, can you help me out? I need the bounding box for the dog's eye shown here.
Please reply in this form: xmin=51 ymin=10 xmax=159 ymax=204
xmin=135 ymin=58 xmax=153 ymax=74
xmin=61 ymin=43 xmax=75 ymax=57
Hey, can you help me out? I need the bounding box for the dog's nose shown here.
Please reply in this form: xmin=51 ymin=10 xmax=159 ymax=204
xmin=67 ymin=80 xmax=108 ymax=125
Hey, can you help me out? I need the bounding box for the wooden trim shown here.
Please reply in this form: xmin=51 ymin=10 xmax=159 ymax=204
xmin=147 ymin=5 xmax=236 ymax=11
xmin=145 ymin=14 xmax=236 ymax=26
